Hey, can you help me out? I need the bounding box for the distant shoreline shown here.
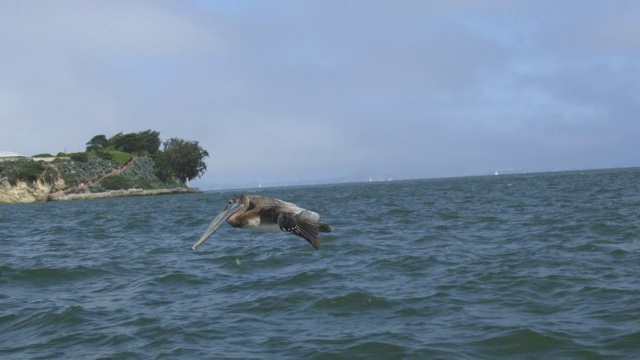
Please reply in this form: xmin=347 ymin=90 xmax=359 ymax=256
xmin=47 ymin=187 xmax=201 ymax=202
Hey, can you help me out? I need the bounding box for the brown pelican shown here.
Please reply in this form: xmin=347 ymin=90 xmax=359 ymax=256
xmin=192 ymin=195 xmax=333 ymax=250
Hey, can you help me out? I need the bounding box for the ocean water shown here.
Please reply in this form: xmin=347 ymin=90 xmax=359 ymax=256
xmin=1 ymin=168 xmax=640 ymax=359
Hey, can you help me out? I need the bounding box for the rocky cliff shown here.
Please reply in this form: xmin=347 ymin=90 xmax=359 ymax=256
xmin=0 ymin=179 xmax=53 ymax=204
xmin=0 ymin=156 xmax=198 ymax=204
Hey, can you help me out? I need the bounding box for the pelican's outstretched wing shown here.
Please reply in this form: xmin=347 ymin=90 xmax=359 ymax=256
xmin=276 ymin=210 xmax=321 ymax=249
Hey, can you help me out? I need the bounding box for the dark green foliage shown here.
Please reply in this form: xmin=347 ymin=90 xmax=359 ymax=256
xmin=93 ymin=150 xmax=114 ymax=162
xmin=109 ymin=132 xmax=138 ymax=154
xmin=108 ymin=130 xmax=160 ymax=155
xmin=100 ymin=175 xmax=132 ymax=190
xmin=1 ymin=161 xmax=45 ymax=185
xmin=42 ymin=166 xmax=61 ymax=185
xmin=134 ymin=130 xmax=161 ymax=155
xmin=154 ymin=138 xmax=209 ymax=183
xmin=32 ymin=153 xmax=54 ymax=158
xmin=56 ymin=152 xmax=68 ymax=157
xmin=86 ymin=135 xmax=109 ymax=152
xmin=69 ymin=152 xmax=89 ymax=162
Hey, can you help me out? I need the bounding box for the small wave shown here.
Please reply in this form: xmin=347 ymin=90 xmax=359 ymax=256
xmin=470 ymin=328 xmax=570 ymax=357
xmin=321 ymin=340 xmax=408 ymax=359
xmin=95 ymin=350 xmax=140 ymax=360
xmin=589 ymin=219 xmax=624 ymax=236
xmin=12 ymin=266 xmax=109 ymax=283
xmin=311 ymin=290 xmax=395 ymax=312
xmin=5 ymin=305 xmax=90 ymax=335
xmin=570 ymin=242 xmax=603 ymax=252
xmin=225 ymin=290 xmax=317 ymax=315
xmin=603 ymin=330 xmax=640 ymax=354
xmin=123 ymin=219 xmax=151 ymax=230
xmin=272 ymin=269 xmax=328 ymax=286
xmin=610 ymin=248 xmax=630 ymax=257
xmin=152 ymin=272 xmax=205 ymax=285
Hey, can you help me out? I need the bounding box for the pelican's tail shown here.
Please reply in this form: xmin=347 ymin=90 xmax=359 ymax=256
xmin=319 ymin=223 xmax=333 ymax=233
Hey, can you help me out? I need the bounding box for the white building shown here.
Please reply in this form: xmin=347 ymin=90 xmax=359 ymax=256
xmin=0 ymin=151 xmax=29 ymax=162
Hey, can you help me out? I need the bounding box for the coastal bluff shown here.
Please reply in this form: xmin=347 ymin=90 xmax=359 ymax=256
xmin=0 ymin=178 xmax=53 ymax=204
xmin=0 ymin=155 xmax=200 ymax=205
xmin=0 ymin=180 xmax=199 ymax=204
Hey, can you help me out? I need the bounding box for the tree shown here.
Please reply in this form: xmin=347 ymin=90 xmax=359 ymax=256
xmin=109 ymin=132 xmax=138 ymax=154
xmin=135 ymin=130 xmax=161 ymax=154
xmin=108 ymin=130 xmax=161 ymax=155
xmin=86 ymin=135 xmax=109 ymax=151
xmin=155 ymin=138 xmax=209 ymax=184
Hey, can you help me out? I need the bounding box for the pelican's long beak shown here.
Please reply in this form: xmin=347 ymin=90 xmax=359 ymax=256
xmin=192 ymin=202 xmax=244 ymax=250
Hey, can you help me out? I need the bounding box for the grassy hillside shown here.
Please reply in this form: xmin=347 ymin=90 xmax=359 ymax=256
xmin=0 ymin=153 xmax=183 ymax=192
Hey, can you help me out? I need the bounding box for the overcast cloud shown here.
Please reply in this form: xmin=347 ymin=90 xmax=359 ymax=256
xmin=1 ymin=1 xmax=638 ymax=188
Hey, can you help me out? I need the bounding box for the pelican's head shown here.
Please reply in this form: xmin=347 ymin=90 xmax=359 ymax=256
xmin=192 ymin=196 xmax=245 ymax=250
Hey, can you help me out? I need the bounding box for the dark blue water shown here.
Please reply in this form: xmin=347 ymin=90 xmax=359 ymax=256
xmin=2 ymin=168 xmax=640 ymax=359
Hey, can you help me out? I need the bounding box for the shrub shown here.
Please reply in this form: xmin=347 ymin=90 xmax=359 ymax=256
xmin=69 ymin=152 xmax=88 ymax=162
xmin=93 ymin=150 xmax=114 ymax=162
xmin=42 ymin=166 xmax=61 ymax=185
xmin=100 ymin=175 xmax=132 ymax=190
xmin=4 ymin=161 xmax=45 ymax=185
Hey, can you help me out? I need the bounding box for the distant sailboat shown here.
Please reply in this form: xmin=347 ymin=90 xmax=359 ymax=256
xmin=494 ymin=171 xmax=499 ymax=176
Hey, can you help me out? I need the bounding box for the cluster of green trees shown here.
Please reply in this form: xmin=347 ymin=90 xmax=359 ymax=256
xmin=85 ymin=130 xmax=209 ymax=183
xmin=1 ymin=130 xmax=208 ymax=187
xmin=86 ymin=130 xmax=161 ymax=155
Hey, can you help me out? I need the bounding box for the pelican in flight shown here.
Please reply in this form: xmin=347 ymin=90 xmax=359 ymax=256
xmin=192 ymin=195 xmax=333 ymax=250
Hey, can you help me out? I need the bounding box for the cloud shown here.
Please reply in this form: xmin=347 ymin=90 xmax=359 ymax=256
xmin=1 ymin=1 xmax=638 ymax=187
xmin=0 ymin=1 xmax=213 ymax=151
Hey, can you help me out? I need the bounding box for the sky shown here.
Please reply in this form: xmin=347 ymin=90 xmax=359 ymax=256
xmin=1 ymin=1 xmax=639 ymax=188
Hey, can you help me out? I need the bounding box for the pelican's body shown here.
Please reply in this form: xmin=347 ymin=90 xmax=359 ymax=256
xmin=192 ymin=195 xmax=333 ymax=250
